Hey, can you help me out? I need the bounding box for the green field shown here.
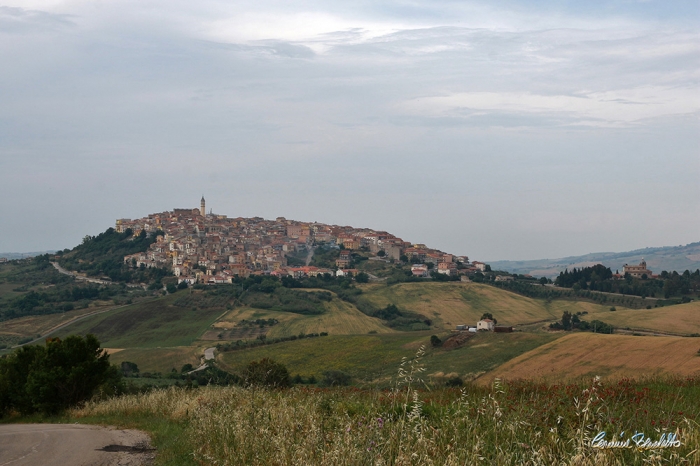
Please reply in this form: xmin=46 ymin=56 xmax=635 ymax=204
xmin=212 ymin=296 xmax=394 ymax=340
xmin=51 ymin=296 xmax=224 ymax=348
xmin=218 ymin=331 xmax=559 ymax=384
xmin=359 ymin=281 xmax=629 ymax=329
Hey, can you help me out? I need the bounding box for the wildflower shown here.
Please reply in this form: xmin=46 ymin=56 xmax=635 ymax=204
xmin=377 ymin=418 xmax=384 ymax=428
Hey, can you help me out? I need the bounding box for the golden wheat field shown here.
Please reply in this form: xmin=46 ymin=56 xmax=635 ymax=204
xmin=479 ymin=333 xmax=700 ymax=384
xmin=360 ymin=282 xmax=629 ymax=329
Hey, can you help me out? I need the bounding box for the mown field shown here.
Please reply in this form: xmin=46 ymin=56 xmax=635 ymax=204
xmin=0 ymin=302 xmax=123 ymax=343
xmin=108 ymin=346 xmax=203 ymax=374
xmin=359 ymin=282 xmax=630 ymax=329
xmin=218 ymin=331 xmax=559 ymax=384
xmin=51 ymin=296 xmax=224 ymax=348
xmin=584 ymin=300 xmax=700 ymax=335
xmin=480 ymin=332 xmax=700 ymax=384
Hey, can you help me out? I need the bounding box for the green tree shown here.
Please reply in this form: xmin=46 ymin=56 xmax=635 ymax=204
xmin=355 ymin=272 xmax=369 ymax=283
xmin=430 ymin=335 xmax=442 ymax=347
xmin=243 ymin=358 xmax=290 ymax=388
xmin=561 ymin=311 xmax=573 ymax=330
xmin=0 ymin=335 xmax=121 ymax=416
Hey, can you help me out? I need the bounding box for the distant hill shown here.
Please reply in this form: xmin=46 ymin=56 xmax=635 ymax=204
xmin=489 ymin=242 xmax=700 ymax=278
xmin=0 ymin=251 xmax=55 ymax=260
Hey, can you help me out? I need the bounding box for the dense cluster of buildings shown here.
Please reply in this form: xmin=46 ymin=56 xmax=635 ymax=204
xmin=117 ymin=198 xmax=478 ymax=285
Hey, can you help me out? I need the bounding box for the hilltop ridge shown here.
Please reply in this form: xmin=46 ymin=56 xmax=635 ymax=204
xmin=490 ymin=241 xmax=700 ymax=278
xmin=108 ymin=198 xmax=479 ymax=285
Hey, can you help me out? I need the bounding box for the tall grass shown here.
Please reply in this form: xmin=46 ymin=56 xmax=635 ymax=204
xmin=72 ymin=355 xmax=700 ymax=465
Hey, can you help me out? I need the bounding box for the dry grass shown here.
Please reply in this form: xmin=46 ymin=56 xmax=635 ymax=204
xmin=585 ymin=300 xmax=700 ymax=335
xmin=480 ymin=333 xmax=700 ymax=385
xmin=360 ymin=282 xmax=628 ymax=329
xmin=71 ymin=371 xmax=700 ymax=465
xmin=107 ymin=346 xmax=202 ymax=374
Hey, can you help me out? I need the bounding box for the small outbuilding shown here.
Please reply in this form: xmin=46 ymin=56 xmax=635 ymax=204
xmin=477 ymin=319 xmax=495 ymax=332
xmin=494 ymin=326 xmax=514 ymax=333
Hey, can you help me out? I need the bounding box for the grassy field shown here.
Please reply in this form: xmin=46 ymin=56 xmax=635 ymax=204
xmin=585 ymin=300 xmax=700 ymax=335
xmin=0 ymin=304 xmax=118 ymax=345
xmin=212 ymin=297 xmax=394 ymax=340
xmin=51 ymin=295 xmax=224 ymax=348
xmin=359 ymin=282 xmax=629 ymax=329
xmin=108 ymin=346 xmax=203 ymax=374
xmin=68 ymin=378 xmax=700 ymax=465
xmin=218 ymin=331 xmax=559 ymax=384
xmin=480 ymin=332 xmax=700 ymax=384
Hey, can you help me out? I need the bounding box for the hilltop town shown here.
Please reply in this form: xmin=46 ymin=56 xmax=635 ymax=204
xmin=117 ymin=197 xmax=482 ymax=285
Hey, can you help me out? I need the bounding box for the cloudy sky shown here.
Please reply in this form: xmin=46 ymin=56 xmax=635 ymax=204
xmin=0 ymin=0 xmax=698 ymax=260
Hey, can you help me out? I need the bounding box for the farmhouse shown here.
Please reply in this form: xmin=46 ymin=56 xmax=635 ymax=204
xmin=477 ymin=319 xmax=495 ymax=332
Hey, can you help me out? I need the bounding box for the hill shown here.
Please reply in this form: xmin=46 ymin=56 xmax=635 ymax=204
xmin=490 ymin=241 xmax=700 ymax=278
xmin=479 ymin=332 xmax=700 ymax=384
xmin=50 ymin=295 xmax=224 ymax=348
xmin=217 ymin=331 xmax=558 ymax=384
xmin=359 ymin=282 xmax=631 ymax=329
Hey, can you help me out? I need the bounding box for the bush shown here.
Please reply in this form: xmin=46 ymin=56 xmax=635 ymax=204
xmin=322 ymin=370 xmax=352 ymax=387
xmin=243 ymin=358 xmax=290 ymax=388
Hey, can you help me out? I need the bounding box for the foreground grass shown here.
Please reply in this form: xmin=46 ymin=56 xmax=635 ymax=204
xmin=70 ymin=374 xmax=700 ymax=465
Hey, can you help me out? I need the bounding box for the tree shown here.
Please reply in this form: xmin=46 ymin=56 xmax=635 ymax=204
xmin=539 ymin=277 xmax=548 ymax=285
xmin=243 ymin=358 xmax=290 ymax=388
xmin=120 ymin=361 xmax=139 ymax=377
xmin=0 ymin=335 xmax=121 ymax=416
xmin=322 ymin=370 xmax=351 ymax=387
xmin=355 ymin=272 xmax=369 ymax=283
xmin=430 ymin=335 xmax=442 ymax=347
xmin=480 ymin=313 xmax=497 ymax=325
xmin=561 ymin=311 xmax=573 ymax=330
xmin=377 ymin=250 xmax=386 ymax=257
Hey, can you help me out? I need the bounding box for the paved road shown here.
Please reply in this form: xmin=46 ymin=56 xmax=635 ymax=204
xmin=0 ymin=424 xmax=154 ymax=466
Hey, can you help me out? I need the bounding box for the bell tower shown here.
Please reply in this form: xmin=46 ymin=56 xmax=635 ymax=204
xmin=200 ymin=196 xmax=206 ymax=217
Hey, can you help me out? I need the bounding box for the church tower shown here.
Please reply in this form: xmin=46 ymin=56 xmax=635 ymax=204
xmin=200 ymin=196 xmax=206 ymax=217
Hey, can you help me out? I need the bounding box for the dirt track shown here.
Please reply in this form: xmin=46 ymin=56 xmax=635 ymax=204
xmin=0 ymin=424 xmax=154 ymax=466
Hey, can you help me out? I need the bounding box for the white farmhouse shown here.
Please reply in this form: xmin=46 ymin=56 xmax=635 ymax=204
xmin=476 ymin=319 xmax=495 ymax=332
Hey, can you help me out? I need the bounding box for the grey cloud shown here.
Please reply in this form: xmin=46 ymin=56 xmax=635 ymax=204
xmin=0 ymin=6 xmax=75 ymax=33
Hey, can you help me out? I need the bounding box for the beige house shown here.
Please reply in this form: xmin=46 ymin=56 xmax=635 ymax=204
xmin=477 ymin=319 xmax=495 ymax=332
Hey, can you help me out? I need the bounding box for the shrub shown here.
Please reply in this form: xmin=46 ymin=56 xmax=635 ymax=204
xmin=243 ymin=358 xmax=290 ymax=388
xmin=322 ymin=370 xmax=351 ymax=387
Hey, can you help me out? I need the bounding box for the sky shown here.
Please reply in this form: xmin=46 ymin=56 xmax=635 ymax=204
xmin=0 ymin=0 xmax=698 ymax=261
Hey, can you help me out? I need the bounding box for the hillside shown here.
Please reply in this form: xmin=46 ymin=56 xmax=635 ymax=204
xmin=217 ymin=331 xmax=558 ymax=384
xmin=479 ymin=332 xmax=700 ymax=384
xmin=359 ymin=282 xmax=632 ymax=329
xmin=490 ymin=241 xmax=700 ymax=278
